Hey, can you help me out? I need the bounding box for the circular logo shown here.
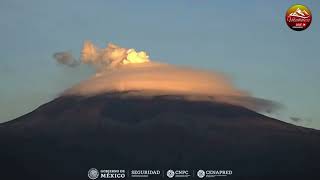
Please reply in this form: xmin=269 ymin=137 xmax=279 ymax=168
xmin=88 ymin=168 xmax=99 ymax=180
xmin=286 ymin=4 xmax=312 ymax=31
xmin=197 ymin=170 xmax=205 ymax=178
xmin=166 ymin=170 xmax=175 ymax=178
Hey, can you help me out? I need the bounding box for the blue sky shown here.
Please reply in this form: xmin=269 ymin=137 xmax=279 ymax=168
xmin=0 ymin=0 xmax=319 ymax=129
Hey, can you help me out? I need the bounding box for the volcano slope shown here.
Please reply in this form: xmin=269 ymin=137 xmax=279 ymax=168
xmin=0 ymin=92 xmax=319 ymax=180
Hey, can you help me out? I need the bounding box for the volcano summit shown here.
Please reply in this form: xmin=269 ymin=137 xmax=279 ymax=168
xmin=1 ymin=42 xmax=320 ymax=180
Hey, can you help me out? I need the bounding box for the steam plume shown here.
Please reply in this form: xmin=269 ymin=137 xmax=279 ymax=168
xmin=80 ymin=41 xmax=150 ymax=68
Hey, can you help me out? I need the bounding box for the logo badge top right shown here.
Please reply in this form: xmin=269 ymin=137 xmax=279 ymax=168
xmin=286 ymin=4 xmax=312 ymax=31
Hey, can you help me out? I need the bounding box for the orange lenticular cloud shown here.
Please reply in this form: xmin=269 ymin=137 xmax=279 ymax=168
xmin=54 ymin=41 xmax=280 ymax=113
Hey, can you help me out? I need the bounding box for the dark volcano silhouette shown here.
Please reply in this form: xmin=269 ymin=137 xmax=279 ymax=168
xmin=1 ymin=92 xmax=320 ymax=180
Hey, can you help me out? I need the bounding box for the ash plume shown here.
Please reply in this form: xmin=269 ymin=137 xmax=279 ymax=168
xmin=53 ymin=52 xmax=79 ymax=67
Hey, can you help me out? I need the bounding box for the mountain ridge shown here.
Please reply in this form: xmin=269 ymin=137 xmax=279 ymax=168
xmin=1 ymin=92 xmax=319 ymax=179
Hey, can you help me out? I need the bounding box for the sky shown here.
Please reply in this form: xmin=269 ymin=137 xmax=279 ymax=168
xmin=0 ymin=0 xmax=319 ymax=129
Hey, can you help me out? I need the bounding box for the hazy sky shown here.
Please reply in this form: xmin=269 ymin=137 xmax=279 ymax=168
xmin=0 ymin=0 xmax=319 ymax=129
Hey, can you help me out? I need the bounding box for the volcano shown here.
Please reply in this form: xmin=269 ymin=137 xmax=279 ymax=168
xmin=1 ymin=92 xmax=320 ymax=180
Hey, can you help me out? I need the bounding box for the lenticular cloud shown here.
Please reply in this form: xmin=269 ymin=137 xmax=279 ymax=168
xmin=54 ymin=41 xmax=279 ymax=113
